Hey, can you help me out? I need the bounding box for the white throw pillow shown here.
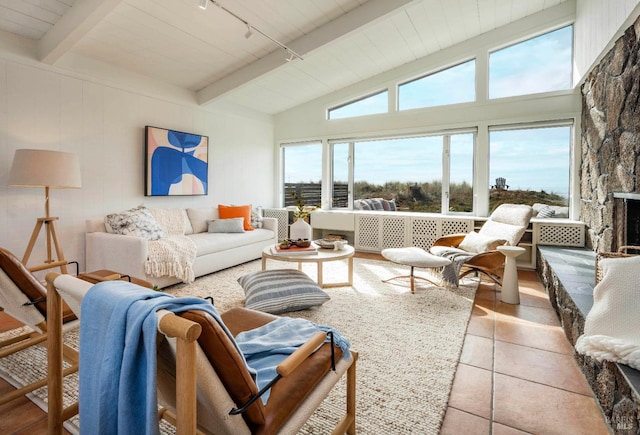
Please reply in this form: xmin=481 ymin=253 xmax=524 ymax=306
xmin=575 ymin=255 xmax=640 ymax=370
xmin=251 ymin=206 xmax=263 ymax=229
xmin=458 ymin=231 xmax=507 ymax=253
xmin=104 ymin=206 xmax=165 ymax=240
xmin=479 ymin=219 xmax=526 ymax=247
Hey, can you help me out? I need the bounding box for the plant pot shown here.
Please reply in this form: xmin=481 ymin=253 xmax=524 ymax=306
xmin=290 ymin=217 xmax=312 ymax=241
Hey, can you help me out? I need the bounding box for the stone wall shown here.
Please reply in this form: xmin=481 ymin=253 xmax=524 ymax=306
xmin=537 ymin=250 xmax=639 ymax=435
xmin=581 ymin=14 xmax=640 ymax=251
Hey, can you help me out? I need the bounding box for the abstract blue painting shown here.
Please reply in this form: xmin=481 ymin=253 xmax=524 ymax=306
xmin=145 ymin=126 xmax=208 ymax=196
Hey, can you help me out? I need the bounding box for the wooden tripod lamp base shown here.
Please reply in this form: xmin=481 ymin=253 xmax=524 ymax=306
xmin=23 ymin=216 xmax=69 ymax=274
xmin=9 ymin=149 xmax=82 ymax=274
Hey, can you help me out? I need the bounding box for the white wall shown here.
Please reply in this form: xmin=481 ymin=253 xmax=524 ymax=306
xmin=574 ymin=0 xmax=640 ymax=85
xmin=0 ymin=58 xmax=275 ymax=276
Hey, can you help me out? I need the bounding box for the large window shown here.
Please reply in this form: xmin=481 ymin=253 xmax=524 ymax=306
xmin=398 ymin=60 xmax=476 ymax=111
xmin=282 ymin=142 xmax=322 ymax=207
xmin=489 ymin=26 xmax=573 ymax=99
xmin=489 ymin=125 xmax=571 ymax=212
xmin=328 ymin=90 xmax=388 ymax=120
xmin=331 ymin=132 xmax=474 ymax=213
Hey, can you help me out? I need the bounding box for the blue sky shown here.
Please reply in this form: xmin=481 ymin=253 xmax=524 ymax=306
xmin=284 ymin=26 xmax=573 ymax=199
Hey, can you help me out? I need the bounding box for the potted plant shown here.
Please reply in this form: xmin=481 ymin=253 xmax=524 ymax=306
xmin=290 ymin=191 xmax=317 ymax=240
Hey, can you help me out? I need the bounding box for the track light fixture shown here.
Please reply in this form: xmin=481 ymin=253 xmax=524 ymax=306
xmin=199 ymin=0 xmax=303 ymax=61
xmin=285 ymin=50 xmax=295 ymax=62
xmin=244 ymin=24 xmax=253 ymax=39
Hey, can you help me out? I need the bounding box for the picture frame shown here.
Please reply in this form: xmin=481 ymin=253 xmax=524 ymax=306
xmin=145 ymin=126 xmax=209 ymax=196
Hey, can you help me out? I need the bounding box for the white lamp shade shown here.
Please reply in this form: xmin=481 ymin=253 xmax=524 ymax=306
xmin=9 ymin=149 xmax=81 ymax=189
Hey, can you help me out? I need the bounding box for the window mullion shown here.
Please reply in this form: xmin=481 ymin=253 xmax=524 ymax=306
xmin=442 ymin=136 xmax=451 ymax=214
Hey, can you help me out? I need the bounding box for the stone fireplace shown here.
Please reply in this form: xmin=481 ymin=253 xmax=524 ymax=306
xmin=549 ymin=11 xmax=640 ymax=435
xmin=581 ymin=14 xmax=640 ymax=253
xmin=613 ymin=193 xmax=640 ymax=252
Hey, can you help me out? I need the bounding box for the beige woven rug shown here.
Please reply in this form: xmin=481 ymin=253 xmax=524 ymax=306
xmin=0 ymin=257 xmax=478 ymax=434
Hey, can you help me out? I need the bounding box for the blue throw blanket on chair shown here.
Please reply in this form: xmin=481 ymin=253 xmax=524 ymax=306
xmin=79 ymin=280 xmax=242 ymax=435
xmin=235 ymin=316 xmax=350 ymax=403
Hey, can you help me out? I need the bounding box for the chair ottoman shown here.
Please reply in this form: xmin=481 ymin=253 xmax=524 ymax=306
xmin=381 ymin=247 xmax=452 ymax=293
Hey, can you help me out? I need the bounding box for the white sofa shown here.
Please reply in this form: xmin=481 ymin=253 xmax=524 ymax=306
xmin=85 ymin=207 xmax=278 ymax=289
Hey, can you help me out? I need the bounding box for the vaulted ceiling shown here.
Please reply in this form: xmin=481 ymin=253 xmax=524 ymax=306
xmin=0 ymin=0 xmax=568 ymax=114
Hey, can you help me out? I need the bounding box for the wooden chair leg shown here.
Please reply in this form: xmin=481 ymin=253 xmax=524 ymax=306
xmin=46 ymin=272 xmax=64 ymax=435
xmin=158 ymin=312 xmax=202 ymax=435
xmin=346 ymin=351 xmax=358 ymax=435
xmin=333 ymin=351 xmax=358 ymax=435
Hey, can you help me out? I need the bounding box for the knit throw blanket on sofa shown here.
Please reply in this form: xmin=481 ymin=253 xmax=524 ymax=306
xmin=145 ymin=209 xmax=197 ymax=284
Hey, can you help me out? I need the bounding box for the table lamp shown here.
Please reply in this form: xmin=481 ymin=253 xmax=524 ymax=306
xmin=9 ymin=149 xmax=82 ymax=273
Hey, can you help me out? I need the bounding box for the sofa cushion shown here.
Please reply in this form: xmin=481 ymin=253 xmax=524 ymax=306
xmin=208 ymin=218 xmax=245 ymax=233
xmin=238 ymin=269 xmax=330 ymax=314
xmin=369 ymin=198 xmax=384 ymax=210
xmin=150 ymin=208 xmax=190 ymax=235
xmin=186 ymin=207 xmax=217 ymax=234
xmin=189 ymin=228 xmax=274 ymax=256
xmin=104 ymin=206 xmax=165 ymax=241
xmin=354 ymin=199 xmax=371 ymax=210
xmin=218 ymin=204 xmax=254 ymax=231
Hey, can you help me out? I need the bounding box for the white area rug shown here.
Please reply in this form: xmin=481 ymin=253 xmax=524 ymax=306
xmin=0 ymin=257 xmax=478 ymax=434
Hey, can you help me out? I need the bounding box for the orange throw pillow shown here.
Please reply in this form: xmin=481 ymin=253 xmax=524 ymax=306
xmin=218 ymin=204 xmax=254 ymax=231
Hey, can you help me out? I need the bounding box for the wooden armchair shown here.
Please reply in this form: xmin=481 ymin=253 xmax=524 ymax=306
xmin=0 ymin=248 xmax=79 ymax=407
xmin=431 ymin=204 xmax=533 ymax=285
xmin=45 ymin=273 xmax=358 ymax=435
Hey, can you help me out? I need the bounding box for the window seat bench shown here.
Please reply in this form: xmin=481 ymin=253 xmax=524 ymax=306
xmin=536 ymin=246 xmax=639 ymax=432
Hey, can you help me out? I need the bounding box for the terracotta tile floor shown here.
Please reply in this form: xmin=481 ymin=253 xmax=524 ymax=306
xmin=0 ymin=266 xmax=611 ymax=434
xmin=441 ymin=269 xmax=611 ymax=435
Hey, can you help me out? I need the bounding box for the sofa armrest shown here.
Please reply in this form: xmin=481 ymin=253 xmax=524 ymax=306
xmin=262 ymin=217 xmax=278 ymax=243
xmin=85 ymin=232 xmax=148 ymax=279
xmin=86 ymin=218 xmax=106 ymax=233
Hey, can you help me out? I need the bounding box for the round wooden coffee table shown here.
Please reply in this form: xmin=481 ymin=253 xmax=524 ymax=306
xmin=261 ymin=244 xmax=355 ymax=288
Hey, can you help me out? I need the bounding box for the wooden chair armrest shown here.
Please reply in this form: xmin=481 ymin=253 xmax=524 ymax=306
xmin=158 ymin=312 xmax=202 ymax=342
xmin=81 ymin=272 xmax=122 ymax=282
xmin=230 ymin=331 xmax=334 ymax=416
xmin=277 ymin=331 xmax=327 ymax=377
xmin=433 ymin=233 xmax=467 ymax=248
xmin=465 ymin=250 xmax=504 ymax=270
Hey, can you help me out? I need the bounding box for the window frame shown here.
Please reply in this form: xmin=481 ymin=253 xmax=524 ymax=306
xmin=328 ymin=128 xmax=477 ymax=215
xmin=487 ymin=120 xmax=574 ymax=215
xmin=327 ymin=89 xmax=389 ymax=120
xmin=488 ymin=24 xmax=574 ymax=100
xmin=397 ymin=58 xmax=477 ymax=111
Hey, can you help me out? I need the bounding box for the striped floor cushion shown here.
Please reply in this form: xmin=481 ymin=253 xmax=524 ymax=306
xmin=238 ymin=269 xmax=330 ymax=314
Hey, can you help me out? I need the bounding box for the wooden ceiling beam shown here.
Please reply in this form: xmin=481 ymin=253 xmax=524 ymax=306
xmin=38 ymin=0 xmax=124 ymax=65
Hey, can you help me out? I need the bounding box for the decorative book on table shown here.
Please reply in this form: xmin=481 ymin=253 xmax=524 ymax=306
xmin=271 ymin=244 xmax=318 ymax=256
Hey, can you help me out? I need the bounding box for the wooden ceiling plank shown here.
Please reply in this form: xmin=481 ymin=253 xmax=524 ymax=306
xmin=477 ymin=0 xmax=497 ymax=33
xmin=38 ymin=0 xmax=124 ymax=64
xmin=0 ymin=0 xmax=62 ymax=24
xmin=0 ymin=15 xmax=44 ymax=40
